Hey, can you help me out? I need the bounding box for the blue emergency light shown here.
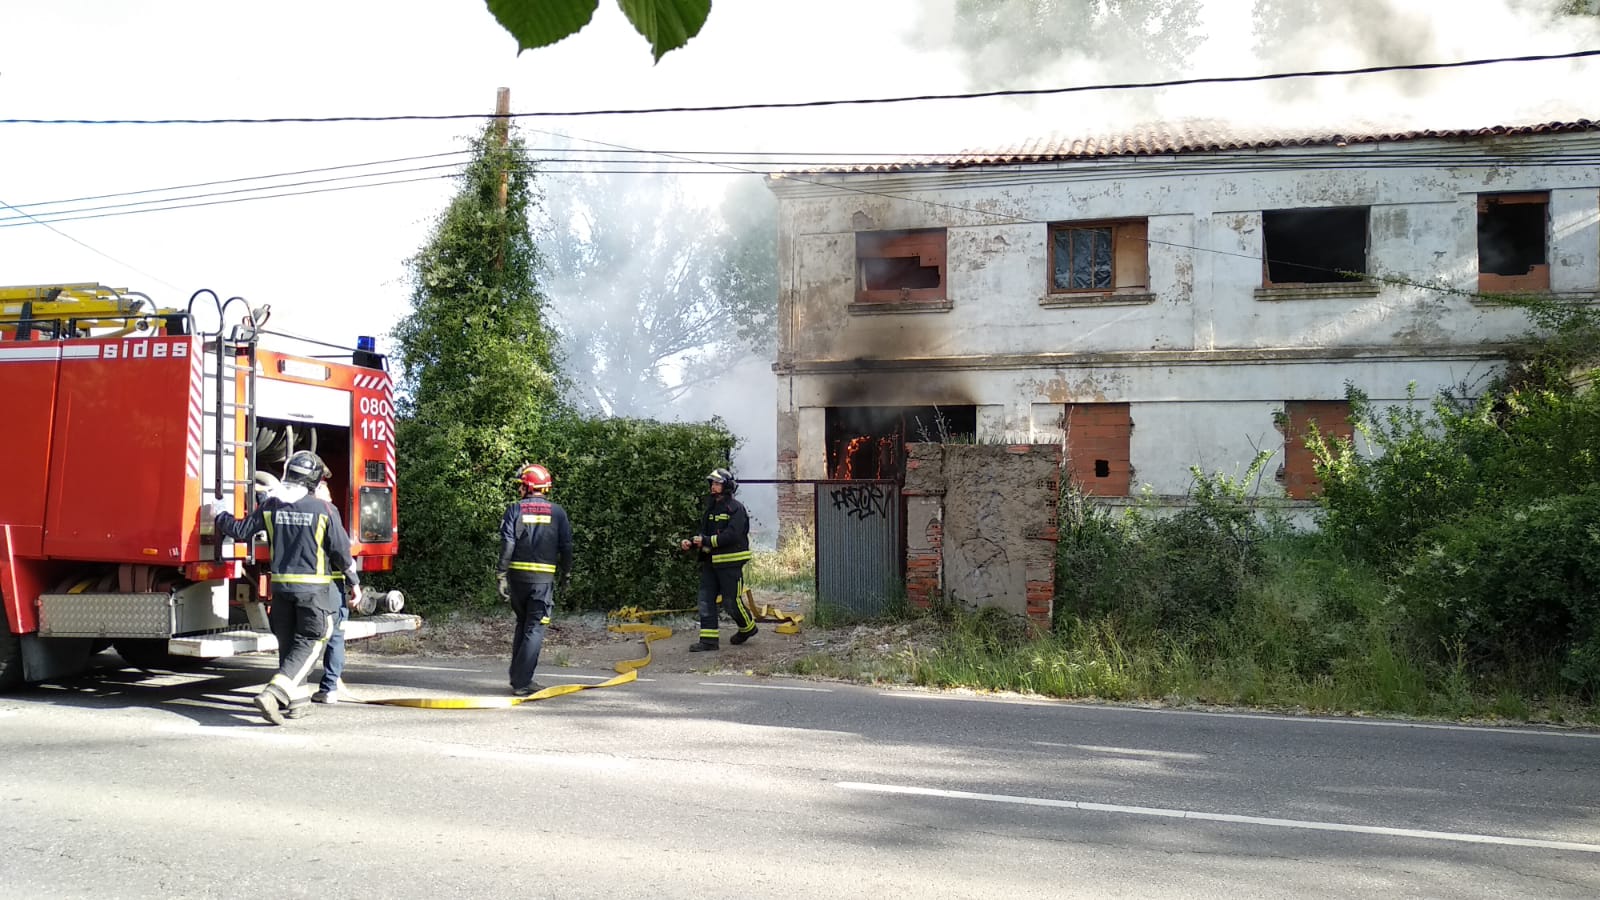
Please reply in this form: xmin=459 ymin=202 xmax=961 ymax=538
xmin=357 ymin=335 xmax=377 ymax=353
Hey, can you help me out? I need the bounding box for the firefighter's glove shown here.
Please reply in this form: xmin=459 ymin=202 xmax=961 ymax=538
xmin=496 ymin=573 xmax=510 ymax=601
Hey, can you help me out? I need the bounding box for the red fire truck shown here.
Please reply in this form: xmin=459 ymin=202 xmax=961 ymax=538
xmin=0 ymin=283 xmax=418 ymax=689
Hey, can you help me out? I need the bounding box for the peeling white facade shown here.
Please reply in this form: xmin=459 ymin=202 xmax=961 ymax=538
xmin=769 ymin=124 xmax=1600 ymax=531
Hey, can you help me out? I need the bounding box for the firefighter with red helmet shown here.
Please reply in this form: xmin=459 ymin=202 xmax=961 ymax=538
xmin=213 ymin=450 xmax=359 ymax=725
xmin=680 ymin=467 xmax=757 ymax=651
xmin=496 ymin=463 xmax=573 ymax=696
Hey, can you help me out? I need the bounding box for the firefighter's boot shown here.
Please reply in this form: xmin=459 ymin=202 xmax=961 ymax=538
xmin=253 ymin=689 xmax=286 ymax=726
xmin=730 ymin=625 xmax=758 ymax=645
xmin=688 ymin=640 xmax=718 ymax=652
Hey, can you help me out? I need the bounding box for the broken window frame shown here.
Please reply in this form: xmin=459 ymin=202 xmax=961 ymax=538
xmin=1477 ymin=192 xmax=1550 ymax=294
xmin=855 ymin=229 xmax=947 ymax=305
xmin=1261 ymin=207 xmax=1371 ymax=287
xmin=1047 ymin=219 xmax=1149 ymax=296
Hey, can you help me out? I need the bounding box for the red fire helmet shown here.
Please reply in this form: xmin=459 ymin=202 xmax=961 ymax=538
xmin=517 ymin=464 xmax=553 ymax=492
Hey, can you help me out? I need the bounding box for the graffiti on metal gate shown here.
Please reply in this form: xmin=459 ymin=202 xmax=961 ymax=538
xmin=829 ymin=482 xmax=891 ymax=521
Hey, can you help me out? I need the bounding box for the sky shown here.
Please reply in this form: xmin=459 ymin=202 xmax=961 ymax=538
xmin=2 ymin=0 xmax=1596 ymax=531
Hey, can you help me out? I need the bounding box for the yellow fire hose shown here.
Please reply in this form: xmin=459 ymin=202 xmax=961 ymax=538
xmin=356 ymin=594 xmax=802 ymax=709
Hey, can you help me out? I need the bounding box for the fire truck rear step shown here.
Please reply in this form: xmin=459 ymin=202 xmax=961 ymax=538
xmin=167 ymin=613 xmax=421 ymax=657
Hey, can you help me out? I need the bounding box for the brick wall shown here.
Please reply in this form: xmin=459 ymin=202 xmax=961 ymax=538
xmin=1279 ymin=400 xmax=1353 ymax=500
xmin=1063 ymin=403 xmax=1132 ymax=496
xmin=774 ymin=449 xmax=814 ymax=545
xmin=902 ymin=443 xmax=945 ymax=611
xmin=905 ymin=443 xmax=1061 ymax=629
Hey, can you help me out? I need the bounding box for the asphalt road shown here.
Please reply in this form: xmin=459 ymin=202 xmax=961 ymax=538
xmin=2 ymin=650 xmax=1597 ymax=899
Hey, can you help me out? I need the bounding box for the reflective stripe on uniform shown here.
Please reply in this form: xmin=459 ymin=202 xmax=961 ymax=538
xmin=314 ymin=514 xmax=328 ymax=578
xmin=520 ymin=514 xmax=552 ymax=524
xmin=275 ymin=573 xmax=333 ymax=584
xmin=700 ymin=629 xmax=719 ymax=639
xmin=509 ymin=561 xmax=557 ymax=573
xmin=711 ymin=513 xmax=730 ymax=522
xmin=264 ymin=510 xmax=275 ymax=544
xmin=711 ymin=550 xmax=752 ymax=564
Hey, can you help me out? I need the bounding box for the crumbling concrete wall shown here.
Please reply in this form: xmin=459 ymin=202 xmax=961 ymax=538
xmin=904 ymin=442 xmax=1060 ymax=627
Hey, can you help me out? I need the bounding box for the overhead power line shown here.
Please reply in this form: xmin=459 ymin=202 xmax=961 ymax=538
xmin=3 ymin=50 xmax=1597 ymax=126
xmin=8 ymin=133 xmax=1600 ymax=229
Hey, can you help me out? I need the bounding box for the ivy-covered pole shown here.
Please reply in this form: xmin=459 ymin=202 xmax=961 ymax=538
xmin=386 ymin=111 xmax=564 ymax=611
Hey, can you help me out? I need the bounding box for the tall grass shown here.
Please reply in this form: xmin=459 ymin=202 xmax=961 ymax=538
xmin=906 ymin=533 xmax=1599 ymax=725
xmin=744 ymin=524 xmax=815 ymax=593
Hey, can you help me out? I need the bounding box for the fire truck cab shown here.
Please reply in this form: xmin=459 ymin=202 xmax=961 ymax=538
xmin=0 ymin=283 xmax=419 ymax=689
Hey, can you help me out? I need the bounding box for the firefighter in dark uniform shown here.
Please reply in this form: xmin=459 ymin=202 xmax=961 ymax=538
xmin=496 ymin=464 xmax=573 ymax=696
xmin=213 ymin=450 xmax=358 ymax=725
xmin=681 ymin=467 xmax=757 ymax=651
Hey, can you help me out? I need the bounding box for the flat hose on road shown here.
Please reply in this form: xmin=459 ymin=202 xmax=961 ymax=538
xmin=356 ymin=608 xmax=684 ymax=709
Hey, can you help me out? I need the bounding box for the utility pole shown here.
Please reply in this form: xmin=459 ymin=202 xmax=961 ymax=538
xmin=495 ymin=88 xmax=510 ymax=212
xmin=494 ymin=87 xmax=510 ymax=273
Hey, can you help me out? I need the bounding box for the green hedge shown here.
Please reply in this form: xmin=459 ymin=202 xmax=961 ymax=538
xmin=382 ymin=414 xmax=734 ymax=615
xmin=542 ymin=416 xmax=734 ymax=612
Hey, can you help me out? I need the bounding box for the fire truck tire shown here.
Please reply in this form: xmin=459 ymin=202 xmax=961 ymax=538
xmin=113 ymin=639 xmax=207 ymax=671
xmin=0 ymin=627 xmax=22 ymax=692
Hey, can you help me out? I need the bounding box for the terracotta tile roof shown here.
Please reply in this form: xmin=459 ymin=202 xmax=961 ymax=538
xmin=804 ymin=119 xmax=1600 ymax=173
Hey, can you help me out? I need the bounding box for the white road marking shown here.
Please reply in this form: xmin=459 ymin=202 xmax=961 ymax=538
xmin=699 ymin=682 xmax=832 ymax=693
xmin=154 ymin=724 xmax=311 ymax=746
xmin=883 ymin=692 xmax=1600 ymax=739
xmin=1035 ymin=741 xmax=1208 ymax=761
xmin=837 ymin=782 xmax=1600 ymax=854
xmin=438 ymin=744 xmax=636 ymax=771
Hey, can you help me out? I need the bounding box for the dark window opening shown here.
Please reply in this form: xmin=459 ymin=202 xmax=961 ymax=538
xmin=825 ymin=405 xmax=977 ymax=481
xmin=364 ymin=459 xmax=386 ymax=484
xmin=1262 ymin=207 xmax=1368 ymax=285
xmin=856 ymin=229 xmax=946 ymax=303
xmin=1094 ymin=459 xmax=1110 ymax=478
xmin=1478 ymin=193 xmax=1549 ymax=292
xmin=861 ymin=256 xmax=941 ymax=291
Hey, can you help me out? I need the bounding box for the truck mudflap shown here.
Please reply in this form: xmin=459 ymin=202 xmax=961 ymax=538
xmin=167 ymin=612 xmax=420 ymax=658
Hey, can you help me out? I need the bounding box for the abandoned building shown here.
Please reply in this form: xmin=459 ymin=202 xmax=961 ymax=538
xmin=768 ymin=120 xmax=1593 ymax=525
xmin=769 ymin=120 xmax=1600 ymax=557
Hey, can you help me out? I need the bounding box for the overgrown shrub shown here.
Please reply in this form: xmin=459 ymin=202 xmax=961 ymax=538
xmin=1316 ymin=385 xmax=1600 ymax=565
xmin=1055 ymin=457 xmax=1271 ymax=637
xmin=1397 ymin=485 xmax=1600 ymax=693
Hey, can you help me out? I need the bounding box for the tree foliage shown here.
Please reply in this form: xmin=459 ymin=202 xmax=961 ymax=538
xmin=484 ymin=0 xmax=711 ymax=61
xmin=713 ymin=176 xmax=778 ymax=356
xmin=539 ymin=171 xmax=775 ymax=416
xmin=388 ymin=123 xmax=564 ymax=608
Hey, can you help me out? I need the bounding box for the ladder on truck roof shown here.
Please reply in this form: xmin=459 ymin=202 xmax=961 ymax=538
xmin=0 ymin=283 xmax=184 ymax=339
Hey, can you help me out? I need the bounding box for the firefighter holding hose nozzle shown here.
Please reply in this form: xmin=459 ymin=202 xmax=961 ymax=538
xmin=680 ymin=467 xmax=757 ymax=652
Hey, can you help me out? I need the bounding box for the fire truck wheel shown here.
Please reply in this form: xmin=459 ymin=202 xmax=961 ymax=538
xmin=113 ymin=639 xmax=207 ymax=672
xmin=0 ymin=626 xmax=22 ymax=691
